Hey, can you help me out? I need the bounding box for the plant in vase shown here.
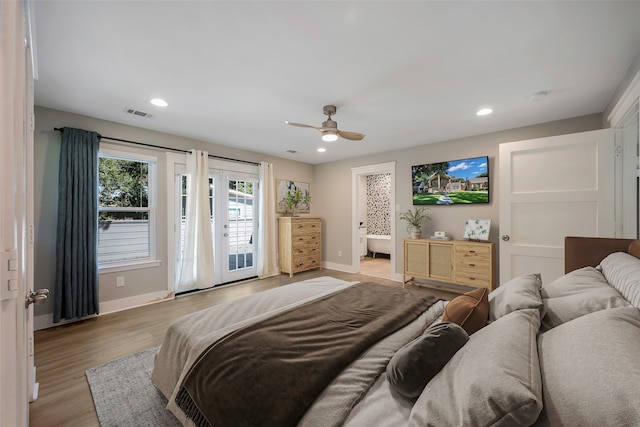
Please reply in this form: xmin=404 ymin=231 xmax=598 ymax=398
xmin=282 ymin=188 xmax=311 ymax=216
xmin=399 ymin=207 xmax=431 ymax=239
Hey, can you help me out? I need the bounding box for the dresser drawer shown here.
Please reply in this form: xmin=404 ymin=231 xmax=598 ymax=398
xmin=455 ymin=244 xmax=491 ymax=258
xmin=292 ymin=255 xmax=321 ymax=272
xmin=292 ymin=244 xmax=320 ymax=257
xmin=292 ymin=233 xmax=321 ymax=248
xmin=291 ymin=220 xmax=321 ymax=233
xmin=455 ymin=256 xmax=491 ymax=272
xmin=455 ymin=271 xmax=491 ymax=289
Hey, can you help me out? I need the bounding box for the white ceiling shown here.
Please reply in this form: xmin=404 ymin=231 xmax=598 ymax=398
xmin=33 ymin=1 xmax=640 ymax=165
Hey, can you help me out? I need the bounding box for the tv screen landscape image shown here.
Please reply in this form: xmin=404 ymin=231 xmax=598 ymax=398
xmin=412 ymin=156 xmax=489 ymax=205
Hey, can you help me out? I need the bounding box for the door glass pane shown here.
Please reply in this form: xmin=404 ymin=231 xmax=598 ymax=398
xmin=227 ymin=179 xmax=254 ymax=271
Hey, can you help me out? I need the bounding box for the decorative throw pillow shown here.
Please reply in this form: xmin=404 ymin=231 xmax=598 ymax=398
xmin=409 ymin=309 xmax=543 ymax=427
xmin=598 ymin=251 xmax=640 ymax=308
xmin=386 ymin=322 xmax=469 ymax=399
xmin=441 ymin=287 xmax=489 ymax=335
xmin=540 ymin=266 xmax=630 ymax=331
xmin=489 ymin=273 xmax=544 ymax=321
xmin=536 ymin=306 xmax=640 ymax=426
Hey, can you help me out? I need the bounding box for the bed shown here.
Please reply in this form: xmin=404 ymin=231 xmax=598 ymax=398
xmin=151 ymin=237 xmax=640 ymax=426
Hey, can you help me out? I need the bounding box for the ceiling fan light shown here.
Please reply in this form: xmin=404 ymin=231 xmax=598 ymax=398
xmin=322 ymin=131 xmax=338 ymax=142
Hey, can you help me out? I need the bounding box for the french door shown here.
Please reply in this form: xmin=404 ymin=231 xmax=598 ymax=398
xmin=175 ymin=165 xmax=258 ymax=290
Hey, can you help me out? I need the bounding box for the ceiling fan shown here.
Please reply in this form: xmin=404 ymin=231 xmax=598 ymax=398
xmin=286 ymin=105 xmax=365 ymax=142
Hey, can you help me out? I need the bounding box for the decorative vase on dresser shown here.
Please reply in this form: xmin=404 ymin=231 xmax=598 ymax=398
xmin=278 ymin=217 xmax=322 ymax=277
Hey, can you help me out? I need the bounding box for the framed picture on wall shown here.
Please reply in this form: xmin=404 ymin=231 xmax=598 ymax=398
xmin=276 ymin=179 xmax=311 ymax=214
xmin=462 ymin=219 xmax=491 ymax=241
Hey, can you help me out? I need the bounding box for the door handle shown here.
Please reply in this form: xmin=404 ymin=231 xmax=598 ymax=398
xmin=25 ymin=289 xmax=49 ymax=308
xmin=223 ymin=232 xmax=228 ymax=237
xmin=501 ymin=235 xmax=510 ymax=241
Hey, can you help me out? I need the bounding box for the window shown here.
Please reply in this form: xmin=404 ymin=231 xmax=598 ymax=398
xmin=98 ymin=148 xmax=157 ymax=270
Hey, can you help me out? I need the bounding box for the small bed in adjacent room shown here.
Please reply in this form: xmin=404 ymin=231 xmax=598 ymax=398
xmin=151 ymin=237 xmax=640 ymax=427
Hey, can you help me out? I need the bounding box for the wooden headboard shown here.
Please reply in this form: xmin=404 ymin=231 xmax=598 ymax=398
xmin=564 ymin=236 xmax=640 ymax=273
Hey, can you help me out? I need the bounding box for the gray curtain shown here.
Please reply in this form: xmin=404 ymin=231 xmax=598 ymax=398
xmin=54 ymin=127 xmax=101 ymax=323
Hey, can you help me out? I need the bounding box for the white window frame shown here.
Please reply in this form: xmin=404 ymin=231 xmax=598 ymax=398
xmin=98 ymin=145 xmax=160 ymax=273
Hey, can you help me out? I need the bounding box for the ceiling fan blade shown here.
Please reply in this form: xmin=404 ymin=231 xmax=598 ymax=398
xmin=285 ymin=121 xmax=320 ymax=130
xmin=337 ymin=130 xmax=365 ymax=141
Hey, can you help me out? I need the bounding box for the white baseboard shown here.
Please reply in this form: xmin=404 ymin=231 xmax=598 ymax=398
xmin=322 ymin=261 xmax=357 ymax=274
xmin=99 ymin=290 xmax=174 ymax=315
xmin=390 ymin=271 xmax=403 ymax=282
xmin=34 ymin=290 xmax=174 ymax=330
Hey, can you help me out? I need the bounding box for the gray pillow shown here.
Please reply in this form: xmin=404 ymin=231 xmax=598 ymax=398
xmin=541 ymin=266 xmax=612 ymax=298
xmin=535 ymin=306 xmax=640 ymax=426
xmin=409 ymin=309 xmax=543 ymax=427
xmin=386 ymin=322 xmax=468 ymax=399
xmin=540 ymin=266 xmax=630 ymax=331
xmin=599 ymin=251 xmax=640 ymax=308
xmin=489 ymin=273 xmax=544 ymax=321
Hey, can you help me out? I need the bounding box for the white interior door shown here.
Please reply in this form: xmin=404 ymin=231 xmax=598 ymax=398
xmin=1 ymin=2 xmax=34 ymax=424
xmin=499 ymin=129 xmax=615 ymax=285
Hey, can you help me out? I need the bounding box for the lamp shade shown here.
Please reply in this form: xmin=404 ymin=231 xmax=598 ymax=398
xmin=322 ymin=131 xmax=338 ymax=142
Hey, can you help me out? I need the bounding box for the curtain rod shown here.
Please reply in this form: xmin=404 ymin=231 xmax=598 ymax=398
xmin=53 ymin=127 xmax=260 ymax=166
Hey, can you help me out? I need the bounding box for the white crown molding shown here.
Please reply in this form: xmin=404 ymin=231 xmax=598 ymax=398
xmin=608 ymin=70 xmax=640 ymax=127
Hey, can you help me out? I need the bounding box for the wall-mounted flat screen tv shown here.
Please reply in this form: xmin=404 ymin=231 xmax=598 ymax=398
xmin=412 ymin=155 xmax=489 ymax=205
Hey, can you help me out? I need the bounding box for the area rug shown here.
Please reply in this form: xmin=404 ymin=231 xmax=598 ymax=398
xmin=85 ymin=346 xmax=181 ymax=427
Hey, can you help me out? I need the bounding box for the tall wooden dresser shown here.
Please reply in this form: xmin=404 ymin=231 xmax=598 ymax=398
xmin=278 ymin=217 xmax=322 ymax=277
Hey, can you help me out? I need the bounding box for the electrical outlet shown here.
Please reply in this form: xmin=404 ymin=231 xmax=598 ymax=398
xmin=116 ymin=276 xmax=125 ymax=287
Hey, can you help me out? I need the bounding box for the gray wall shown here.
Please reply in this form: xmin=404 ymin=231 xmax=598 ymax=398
xmin=313 ymin=113 xmax=603 ymax=278
xmin=34 ymin=107 xmax=603 ymax=322
xmin=34 ymin=107 xmax=314 ymax=319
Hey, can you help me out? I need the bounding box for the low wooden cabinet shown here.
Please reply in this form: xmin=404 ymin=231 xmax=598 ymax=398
xmin=403 ymin=238 xmax=495 ymax=292
xmin=278 ymin=217 xmax=322 ymax=277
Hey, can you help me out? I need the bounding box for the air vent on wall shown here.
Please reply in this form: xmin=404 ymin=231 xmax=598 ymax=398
xmin=286 ymin=149 xmax=298 ymax=154
xmin=124 ymin=108 xmax=153 ymax=119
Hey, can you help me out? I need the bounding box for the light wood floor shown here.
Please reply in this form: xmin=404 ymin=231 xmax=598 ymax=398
xmin=359 ymin=255 xmax=391 ymax=280
xmin=29 ymin=269 xmax=458 ymax=427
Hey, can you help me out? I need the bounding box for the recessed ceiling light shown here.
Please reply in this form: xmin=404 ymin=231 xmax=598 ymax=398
xmin=476 ymin=108 xmax=493 ymax=116
xmin=317 ymin=147 xmax=326 ymax=153
xmin=150 ymin=98 xmax=168 ymax=107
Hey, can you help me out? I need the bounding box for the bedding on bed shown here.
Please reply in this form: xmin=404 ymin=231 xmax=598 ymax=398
xmin=152 ymin=277 xmax=445 ymax=427
xmin=174 ymin=282 xmax=439 ymax=427
xmin=151 ymin=243 xmax=640 ymax=427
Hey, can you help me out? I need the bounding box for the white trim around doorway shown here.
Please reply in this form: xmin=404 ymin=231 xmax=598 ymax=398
xmin=351 ymin=162 xmax=401 ymax=282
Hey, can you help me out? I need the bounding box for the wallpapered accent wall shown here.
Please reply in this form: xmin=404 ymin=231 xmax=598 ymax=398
xmin=366 ymin=173 xmax=391 ymax=235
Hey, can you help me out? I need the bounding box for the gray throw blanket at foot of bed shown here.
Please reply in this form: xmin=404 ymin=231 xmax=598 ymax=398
xmin=175 ymin=282 xmax=438 ymax=427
